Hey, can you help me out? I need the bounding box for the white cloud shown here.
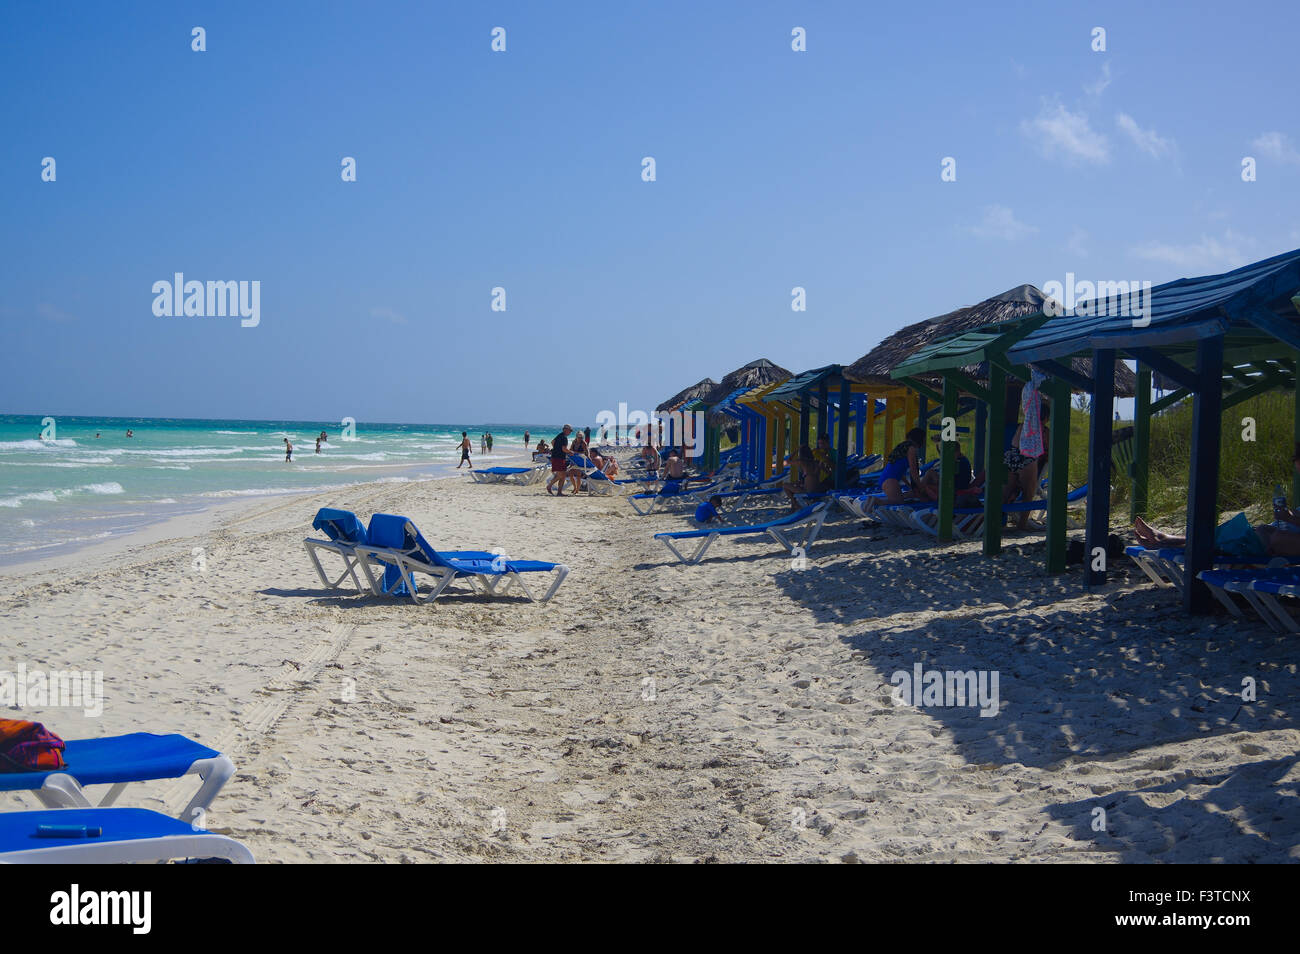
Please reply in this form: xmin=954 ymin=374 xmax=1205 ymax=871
xmin=1131 ymin=230 xmax=1254 ymax=273
xmin=1251 ymin=131 xmax=1300 ymax=164
xmin=369 ymin=306 xmax=407 ymax=324
xmin=1084 ymin=63 xmax=1112 ymax=98
xmin=964 ymin=205 xmax=1038 ymax=241
xmin=1116 ymin=113 xmax=1175 ymax=158
xmin=1021 ymin=101 xmax=1110 ymax=164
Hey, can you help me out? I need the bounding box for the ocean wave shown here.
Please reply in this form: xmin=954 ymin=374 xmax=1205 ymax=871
xmin=82 ymin=482 xmax=125 ymax=495
xmin=0 ymin=439 xmax=79 ymax=450
xmin=213 ymin=430 xmax=257 ymax=434
xmin=0 ymin=481 xmax=124 ymax=508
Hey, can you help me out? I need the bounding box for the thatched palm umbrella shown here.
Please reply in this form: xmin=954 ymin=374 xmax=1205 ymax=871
xmin=703 ymin=359 xmax=792 ymax=428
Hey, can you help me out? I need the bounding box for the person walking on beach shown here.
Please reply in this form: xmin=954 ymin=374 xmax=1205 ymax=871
xmin=524 ymin=429 xmax=530 ymax=448
xmin=284 ymin=437 xmax=293 ymax=462
xmin=546 ymin=425 xmax=573 ymax=496
xmin=458 ymin=432 xmax=473 ymax=468
xmin=487 ymin=432 xmax=494 ymax=452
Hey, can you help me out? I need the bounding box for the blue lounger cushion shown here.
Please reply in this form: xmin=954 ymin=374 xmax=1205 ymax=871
xmin=0 ymin=733 xmax=219 ymax=793
xmin=311 ymin=508 xmax=368 ymax=544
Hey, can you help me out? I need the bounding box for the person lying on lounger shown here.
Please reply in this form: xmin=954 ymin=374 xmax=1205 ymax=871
xmin=879 ymin=428 xmax=927 ymax=504
xmin=1133 ymin=447 xmax=1300 ymax=556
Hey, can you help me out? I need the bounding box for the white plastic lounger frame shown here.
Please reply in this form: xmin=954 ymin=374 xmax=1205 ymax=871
xmin=911 ymin=507 xmax=986 ymax=539
xmin=32 ymin=754 xmax=236 ymax=825
xmin=627 ymin=479 xmax=732 ymax=516
xmin=657 ymin=502 xmax=831 ymax=565
xmin=303 ymin=536 xmax=366 ymax=592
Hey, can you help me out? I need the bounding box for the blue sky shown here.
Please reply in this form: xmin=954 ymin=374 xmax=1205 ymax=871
xmin=2 ymin=1 xmax=1297 ymax=426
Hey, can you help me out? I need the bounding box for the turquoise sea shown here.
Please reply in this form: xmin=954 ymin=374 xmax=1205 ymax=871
xmin=0 ymin=415 xmax=554 ymax=564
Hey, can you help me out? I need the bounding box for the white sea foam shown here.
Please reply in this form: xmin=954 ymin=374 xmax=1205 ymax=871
xmin=0 ymin=439 xmax=79 ymax=450
xmin=82 ymin=482 xmax=125 ymax=495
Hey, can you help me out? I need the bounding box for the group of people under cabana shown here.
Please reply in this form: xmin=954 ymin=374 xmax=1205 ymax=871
xmin=775 ymin=375 xmax=1054 ymax=530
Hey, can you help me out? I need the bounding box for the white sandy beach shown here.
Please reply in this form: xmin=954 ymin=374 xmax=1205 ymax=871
xmin=2 ymin=453 xmax=1297 ymax=863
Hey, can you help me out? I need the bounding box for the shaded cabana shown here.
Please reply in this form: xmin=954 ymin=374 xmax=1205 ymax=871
xmin=891 ymin=313 xmax=1134 ymax=569
xmin=1005 ymin=248 xmax=1300 ymax=613
xmin=702 ymin=359 xmax=792 ymax=473
xmin=761 ymin=365 xmax=875 ymax=488
xmin=846 ymin=286 xmax=1065 ymax=472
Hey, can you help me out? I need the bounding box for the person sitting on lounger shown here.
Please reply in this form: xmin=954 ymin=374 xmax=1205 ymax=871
xmin=918 ymin=437 xmax=979 ymax=503
xmin=640 ymin=443 xmax=660 ymax=476
xmin=783 ymin=445 xmax=820 ymax=509
xmin=879 ymin=428 xmax=926 ymax=504
xmin=664 ymin=452 xmax=685 ymax=480
xmin=812 ymin=434 xmax=835 ymax=492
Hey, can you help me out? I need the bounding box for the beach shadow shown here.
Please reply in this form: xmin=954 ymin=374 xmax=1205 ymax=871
xmin=769 ymin=545 xmax=1299 ymax=771
xmin=1045 ymin=755 xmax=1300 ymax=862
xmin=258 ymin=586 xmax=533 ymax=606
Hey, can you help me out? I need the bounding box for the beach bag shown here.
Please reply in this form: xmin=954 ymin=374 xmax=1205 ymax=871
xmin=1214 ymin=513 xmax=1267 ymax=558
xmin=0 ymin=718 xmax=66 ymax=772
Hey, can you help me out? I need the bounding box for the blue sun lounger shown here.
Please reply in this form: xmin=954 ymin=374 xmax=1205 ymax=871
xmin=469 ymin=466 xmax=541 ymax=485
xmin=909 ymin=484 xmax=1089 ymax=537
xmin=654 ymin=501 xmax=832 ymax=565
xmin=1197 ymin=567 xmax=1300 ymax=632
xmin=355 ymin=513 xmax=569 ymax=603
xmin=0 ymin=807 xmax=254 ymax=864
xmin=303 ymin=507 xmax=370 ymax=591
xmin=0 ymin=733 xmax=234 ymax=823
xmin=1128 ymin=546 xmax=1298 ymax=595
xmin=627 ymin=477 xmax=735 ymax=515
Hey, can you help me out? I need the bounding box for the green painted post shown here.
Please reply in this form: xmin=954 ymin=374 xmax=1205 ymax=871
xmin=938 ymin=375 xmax=958 ymax=541
xmin=1132 ymin=363 xmax=1151 ymax=520
xmin=984 ymin=364 xmax=1006 ymax=556
xmin=1046 ymin=376 xmax=1070 ymax=573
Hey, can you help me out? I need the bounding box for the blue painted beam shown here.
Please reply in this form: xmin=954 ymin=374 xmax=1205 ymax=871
xmin=1129 ymin=347 xmax=1198 ymax=392
xmin=1036 ymin=359 xmax=1094 ymax=394
xmin=1184 ymin=336 xmax=1224 ymax=614
xmin=1085 ymin=349 xmax=1116 ymax=588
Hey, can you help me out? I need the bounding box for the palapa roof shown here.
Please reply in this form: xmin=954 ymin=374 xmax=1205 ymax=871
xmin=845 ymin=285 xmax=1048 ymax=386
xmin=703 ymin=359 xmax=793 ymax=425
xmin=656 ymin=378 xmax=718 ymax=412
xmin=702 ymin=358 xmax=791 ymax=404
xmin=849 ymin=285 xmax=1136 ymax=395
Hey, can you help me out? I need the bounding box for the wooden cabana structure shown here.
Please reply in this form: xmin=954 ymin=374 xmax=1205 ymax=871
xmin=702 ymin=359 xmax=791 ymax=474
xmin=846 ymin=286 xmax=1064 ymax=473
xmin=1005 ymin=248 xmax=1300 ymax=613
xmin=890 ymin=309 xmax=1137 ymax=566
